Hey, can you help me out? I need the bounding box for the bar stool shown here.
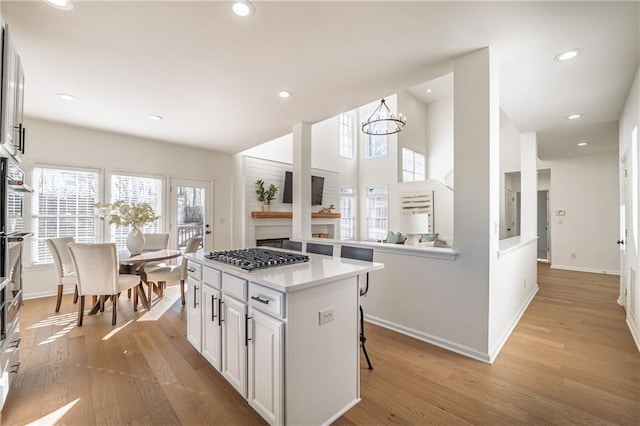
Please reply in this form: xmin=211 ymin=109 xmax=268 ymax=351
xmin=306 ymin=242 xmax=333 ymax=256
xmin=340 ymin=245 xmax=374 ymax=370
xmin=282 ymin=240 xmax=303 ymax=251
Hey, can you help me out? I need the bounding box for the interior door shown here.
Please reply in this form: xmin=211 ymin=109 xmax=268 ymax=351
xmin=537 ymin=191 xmax=549 ymax=260
xmin=169 ymin=178 xmax=213 ymax=251
xmin=620 ymin=152 xmax=628 ymax=309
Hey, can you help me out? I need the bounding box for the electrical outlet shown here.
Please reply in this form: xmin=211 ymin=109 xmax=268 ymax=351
xmin=319 ymin=308 xmax=334 ymax=325
xmin=523 ymin=278 xmax=527 ymax=288
xmin=570 ymin=252 xmax=576 ymax=259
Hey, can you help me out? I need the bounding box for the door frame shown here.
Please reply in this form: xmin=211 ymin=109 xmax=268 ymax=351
xmin=169 ymin=177 xmax=214 ymax=251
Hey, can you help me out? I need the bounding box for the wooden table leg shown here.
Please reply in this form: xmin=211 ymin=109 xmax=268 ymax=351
xmin=136 ymin=283 xmax=151 ymax=311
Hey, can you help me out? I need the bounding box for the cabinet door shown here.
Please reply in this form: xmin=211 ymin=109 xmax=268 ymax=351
xmin=221 ymin=295 xmax=247 ymax=397
xmin=248 ymin=308 xmax=284 ymax=426
xmin=1 ymin=27 xmax=17 ymax=154
xmin=13 ymin=54 xmax=24 ymax=156
xmin=202 ymin=284 xmax=222 ymax=371
xmin=186 ymin=276 xmax=202 ymax=351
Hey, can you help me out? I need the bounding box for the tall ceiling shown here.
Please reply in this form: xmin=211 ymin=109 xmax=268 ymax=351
xmin=1 ymin=1 xmax=638 ymax=159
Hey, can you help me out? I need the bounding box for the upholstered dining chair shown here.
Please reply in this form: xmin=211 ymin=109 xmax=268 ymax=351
xmin=145 ymin=236 xmax=202 ymax=305
xmin=45 ymin=236 xmax=78 ymax=313
xmin=67 ymin=243 xmax=140 ymax=326
xmin=142 ymin=232 xmax=171 ymax=269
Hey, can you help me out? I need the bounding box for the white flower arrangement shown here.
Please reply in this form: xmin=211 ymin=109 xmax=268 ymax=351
xmin=95 ymin=201 xmax=158 ymax=228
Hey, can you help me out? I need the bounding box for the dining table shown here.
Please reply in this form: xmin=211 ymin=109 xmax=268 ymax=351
xmin=118 ymin=249 xmax=181 ymax=311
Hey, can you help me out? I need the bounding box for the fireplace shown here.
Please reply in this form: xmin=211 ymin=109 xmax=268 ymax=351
xmin=256 ymin=237 xmax=289 ymax=249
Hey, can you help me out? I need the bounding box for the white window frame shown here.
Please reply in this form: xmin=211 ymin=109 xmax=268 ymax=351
xmin=106 ymin=170 xmax=165 ymax=251
xmin=339 ymin=187 xmax=357 ymax=240
xmin=30 ymin=163 xmax=102 ymax=265
xmin=402 ymin=147 xmax=426 ymax=182
xmin=365 ymin=118 xmax=388 ymax=159
xmin=339 ymin=113 xmax=356 ymax=159
xmin=365 ymin=186 xmax=388 ymax=241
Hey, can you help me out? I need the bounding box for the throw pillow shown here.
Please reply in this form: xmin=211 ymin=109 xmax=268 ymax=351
xmin=420 ymin=233 xmax=439 ymax=242
xmin=385 ymin=231 xmax=406 ymax=244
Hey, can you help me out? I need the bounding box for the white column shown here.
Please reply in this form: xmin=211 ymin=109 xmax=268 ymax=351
xmin=452 ymin=47 xmax=500 ymax=353
xmin=520 ymin=132 xmax=538 ymax=239
xmin=292 ymin=123 xmax=312 ymax=240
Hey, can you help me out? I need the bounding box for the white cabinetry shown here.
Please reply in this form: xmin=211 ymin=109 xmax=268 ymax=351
xmin=221 ymin=293 xmax=247 ymax=396
xmin=248 ymin=307 xmax=284 ymax=425
xmin=186 ymin=262 xmax=202 ymax=350
xmin=201 ymin=268 xmax=222 ymax=371
xmin=1 ymin=24 xmax=25 ymax=160
xmin=184 ymin=253 xmax=380 ymax=425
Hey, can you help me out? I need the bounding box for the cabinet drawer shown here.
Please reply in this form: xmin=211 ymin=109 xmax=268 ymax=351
xmin=222 ymin=273 xmax=247 ymax=301
xmin=203 ymin=267 xmax=221 ymax=289
xmin=1 ymin=326 xmax=20 ymax=374
xmin=186 ymin=261 xmax=202 ymax=281
xmin=249 ymin=283 xmax=285 ymax=319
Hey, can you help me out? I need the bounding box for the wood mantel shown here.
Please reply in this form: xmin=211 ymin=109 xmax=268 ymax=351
xmin=251 ymin=211 xmax=341 ymax=219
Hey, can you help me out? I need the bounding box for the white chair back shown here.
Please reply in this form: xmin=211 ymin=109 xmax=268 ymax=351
xmin=143 ymin=233 xmax=170 ymax=251
xmin=180 ymin=237 xmax=203 ymax=279
xmin=46 ymin=236 xmax=76 ymax=279
xmin=67 ymin=243 xmax=119 ymax=296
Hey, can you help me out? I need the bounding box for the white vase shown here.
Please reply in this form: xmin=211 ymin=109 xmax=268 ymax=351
xmin=126 ymin=227 xmax=145 ymax=254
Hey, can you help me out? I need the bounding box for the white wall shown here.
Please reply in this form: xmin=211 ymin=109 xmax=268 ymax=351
xmin=425 ymin=97 xmax=454 ymax=183
xmin=398 ymin=91 xmax=428 ymax=181
xmin=22 ymin=117 xmax=233 ymax=299
xmin=548 ymin=152 xmax=620 ymax=274
xmin=619 ymin=64 xmax=640 ymax=350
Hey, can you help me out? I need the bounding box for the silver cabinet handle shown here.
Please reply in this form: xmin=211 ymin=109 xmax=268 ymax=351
xmin=251 ymin=295 xmax=270 ymax=305
xmin=10 ymin=338 xmax=20 ymax=349
xmin=187 ymin=267 xmax=196 ymax=272
xmin=193 ymin=285 xmax=199 ymax=308
xmin=10 ymin=362 xmax=20 ymax=374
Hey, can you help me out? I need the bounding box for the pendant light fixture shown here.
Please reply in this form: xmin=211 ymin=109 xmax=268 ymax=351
xmin=361 ymin=99 xmax=406 ymax=135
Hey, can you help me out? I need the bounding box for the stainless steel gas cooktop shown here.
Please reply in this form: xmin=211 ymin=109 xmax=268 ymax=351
xmin=204 ymin=248 xmax=310 ymax=271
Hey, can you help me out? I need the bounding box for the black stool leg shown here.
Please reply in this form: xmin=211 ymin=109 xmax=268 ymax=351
xmin=360 ymin=305 xmax=373 ymax=370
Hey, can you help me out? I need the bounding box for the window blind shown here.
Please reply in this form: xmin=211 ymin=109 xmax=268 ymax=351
xmin=31 ymin=166 xmax=100 ymax=263
xmin=110 ymin=174 xmax=163 ymax=251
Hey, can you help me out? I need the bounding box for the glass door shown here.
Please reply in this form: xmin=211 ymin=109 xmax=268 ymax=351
xmin=170 ymin=178 xmax=213 ymax=252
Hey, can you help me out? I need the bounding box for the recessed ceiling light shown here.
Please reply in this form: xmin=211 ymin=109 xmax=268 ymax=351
xmin=426 ymin=89 xmax=432 ymax=94
xmin=148 ymin=115 xmax=163 ymax=121
xmin=56 ymin=93 xmax=77 ymax=101
xmin=232 ymin=1 xmax=254 ymax=17
xmin=278 ymin=90 xmax=292 ymax=98
xmin=577 ymin=142 xmax=588 ymax=147
xmin=566 ymin=114 xmax=583 ymax=120
xmin=554 ymin=48 xmax=582 ymax=62
xmin=44 ymin=0 xmax=74 ymax=11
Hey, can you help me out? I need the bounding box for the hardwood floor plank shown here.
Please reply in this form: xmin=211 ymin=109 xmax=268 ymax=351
xmin=2 ymin=264 xmax=638 ymax=425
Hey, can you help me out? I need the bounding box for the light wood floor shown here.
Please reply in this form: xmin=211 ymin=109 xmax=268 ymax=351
xmin=2 ymin=264 xmax=638 ymax=425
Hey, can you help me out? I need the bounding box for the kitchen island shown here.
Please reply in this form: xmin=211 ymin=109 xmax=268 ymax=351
xmin=185 ymin=250 xmax=383 ymax=426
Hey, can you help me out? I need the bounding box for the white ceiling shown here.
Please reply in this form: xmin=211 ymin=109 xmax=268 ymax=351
xmin=2 ymin=1 xmax=638 ymax=159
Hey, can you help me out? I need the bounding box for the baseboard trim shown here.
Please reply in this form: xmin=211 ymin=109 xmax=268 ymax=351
xmin=23 ymin=289 xmax=74 ymax=301
xmin=550 ymin=264 xmax=620 ymax=275
xmin=488 ymin=285 xmax=539 ymax=363
xmin=627 ymin=317 xmax=640 ymax=353
xmin=364 ymin=315 xmax=491 ymax=364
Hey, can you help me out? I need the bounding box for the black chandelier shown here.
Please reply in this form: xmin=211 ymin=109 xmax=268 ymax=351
xmin=361 ymin=99 xmax=407 ymax=136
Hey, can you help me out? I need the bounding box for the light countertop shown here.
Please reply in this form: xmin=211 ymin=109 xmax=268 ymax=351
xmin=186 ymin=252 xmax=383 ymax=293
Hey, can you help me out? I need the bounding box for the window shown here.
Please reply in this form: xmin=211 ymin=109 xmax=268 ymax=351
xmin=339 ymin=187 xmax=356 ymax=240
xmin=402 ymin=147 xmax=426 ymax=182
xmin=366 ymin=187 xmax=388 ymax=240
xmin=365 ymin=118 xmax=388 ymax=158
xmin=110 ymin=173 xmax=163 ymax=251
xmin=339 ymin=114 xmax=355 ymax=159
xmin=31 ymin=165 xmax=100 ymax=263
